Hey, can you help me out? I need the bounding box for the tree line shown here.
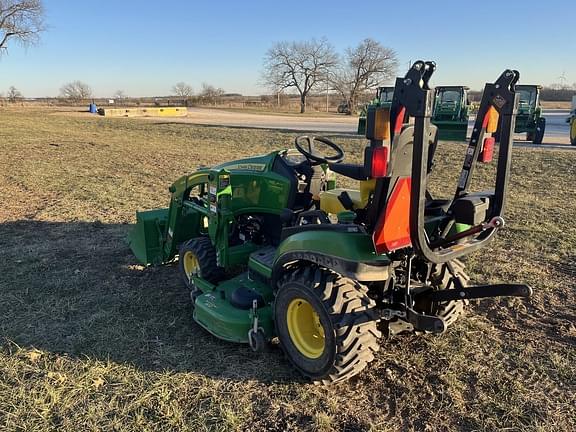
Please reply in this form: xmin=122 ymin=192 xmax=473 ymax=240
xmin=261 ymin=37 xmax=398 ymax=113
xmin=1 ymin=81 xmax=227 ymax=104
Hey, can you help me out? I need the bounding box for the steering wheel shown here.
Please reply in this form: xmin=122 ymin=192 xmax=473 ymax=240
xmin=294 ymin=135 xmax=345 ymax=165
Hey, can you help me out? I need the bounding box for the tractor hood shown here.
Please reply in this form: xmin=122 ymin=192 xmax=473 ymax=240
xmin=213 ymin=152 xmax=279 ymax=173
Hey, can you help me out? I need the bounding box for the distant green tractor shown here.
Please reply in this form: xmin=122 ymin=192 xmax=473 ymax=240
xmin=514 ymin=85 xmax=546 ymax=144
xmin=569 ymin=112 xmax=576 ymax=146
xmin=357 ymin=86 xmax=394 ymax=135
xmin=431 ymin=86 xmax=470 ymax=141
xmin=129 ymin=61 xmax=532 ymax=384
xmin=568 ymin=97 xmax=576 ymax=146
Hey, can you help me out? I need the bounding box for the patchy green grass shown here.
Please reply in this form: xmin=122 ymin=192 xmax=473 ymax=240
xmin=0 ymin=108 xmax=575 ymax=431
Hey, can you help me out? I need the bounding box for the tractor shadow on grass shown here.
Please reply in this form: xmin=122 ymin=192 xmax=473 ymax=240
xmin=0 ymin=220 xmax=301 ymax=384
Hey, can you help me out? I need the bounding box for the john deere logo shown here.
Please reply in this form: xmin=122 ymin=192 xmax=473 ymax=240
xmin=225 ymin=163 xmax=266 ymax=172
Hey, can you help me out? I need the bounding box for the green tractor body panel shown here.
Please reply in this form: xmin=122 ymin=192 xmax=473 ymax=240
xmin=358 ymin=86 xmax=394 ymax=135
xmin=431 ymin=86 xmax=470 ymax=141
xmin=193 ymin=273 xmax=274 ymax=343
xmin=214 ymin=154 xmax=293 ymax=213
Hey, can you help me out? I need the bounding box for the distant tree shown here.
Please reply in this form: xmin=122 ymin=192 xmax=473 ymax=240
xmin=262 ymin=38 xmax=338 ymax=113
xmin=60 ymin=80 xmax=92 ymax=102
xmin=331 ymin=38 xmax=398 ymax=115
xmin=0 ymin=0 xmax=45 ymax=55
xmin=113 ymin=89 xmax=126 ymax=100
xmin=540 ymin=86 xmax=576 ymax=102
xmin=199 ymin=82 xmax=224 ymax=104
xmin=172 ymin=82 xmax=193 ymax=97
xmin=7 ymin=85 xmax=21 ymax=102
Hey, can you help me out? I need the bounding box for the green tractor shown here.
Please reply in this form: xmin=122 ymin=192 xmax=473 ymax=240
xmin=129 ymin=61 xmax=532 ymax=384
xmin=357 ymin=86 xmax=394 ymax=135
xmin=568 ymin=97 xmax=576 ymax=146
xmin=431 ymin=86 xmax=470 ymax=141
xmin=514 ymin=84 xmax=546 ymax=144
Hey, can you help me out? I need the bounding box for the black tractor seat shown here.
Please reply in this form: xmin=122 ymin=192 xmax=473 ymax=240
xmin=328 ymin=163 xmax=367 ymax=181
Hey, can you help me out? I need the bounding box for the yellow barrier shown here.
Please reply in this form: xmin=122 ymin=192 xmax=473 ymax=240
xmin=99 ymin=107 xmax=187 ymax=117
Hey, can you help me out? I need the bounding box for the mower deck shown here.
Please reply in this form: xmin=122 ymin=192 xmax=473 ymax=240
xmin=194 ymin=269 xmax=274 ymax=343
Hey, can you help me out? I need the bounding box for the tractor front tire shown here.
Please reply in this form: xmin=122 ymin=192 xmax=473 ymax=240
xmin=178 ymin=237 xmax=222 ymax=292
xmin=275 ymin=267 xmax=381 ymax=384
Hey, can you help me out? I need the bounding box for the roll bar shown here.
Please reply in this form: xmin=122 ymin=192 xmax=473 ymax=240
xmin=379 ymin=61 xmax=519 ymax=263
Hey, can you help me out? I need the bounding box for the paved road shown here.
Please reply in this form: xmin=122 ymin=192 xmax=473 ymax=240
xmin=184 ymin=107 xmax=357 ymax=133
xmin=540 ymin=110 xmax=571 ymax=137
xmin=150 ymin=107 xmax=573 ymax=147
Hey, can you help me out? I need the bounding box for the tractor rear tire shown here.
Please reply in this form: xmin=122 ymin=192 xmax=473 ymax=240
xmin=533 ymin=117 xmax=546 ymax=144
xmin=178 ymin=237 xmax=222 ymax=291
xmin=275 ymin=267 xmax=381 ymax=384
xmin=424 ymin=259 xmax=469 ymax=328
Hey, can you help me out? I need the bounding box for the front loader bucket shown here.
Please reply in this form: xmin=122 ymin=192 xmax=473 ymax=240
xmin=128 ymin=208 xmax=169 ymax=266
xmin=433 ymin=120 xmax=468 ymax=141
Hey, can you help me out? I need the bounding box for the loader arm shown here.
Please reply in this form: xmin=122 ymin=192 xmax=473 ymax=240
xmin=129 ymin=171 xmax=210 ymax=265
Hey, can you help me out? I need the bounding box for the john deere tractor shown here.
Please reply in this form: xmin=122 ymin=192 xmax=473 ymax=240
xmin=130 ymin=61 xmax=532 ymax=384
xmin=357 ymin=86 xmax=395 ymax=135
xmin=431 ymin=86 xmax=470 ymax=141
xmin=515 ymin=84 xmax=546 ymax=144
xmin=568 ymin=97 xmax=576 ymax=146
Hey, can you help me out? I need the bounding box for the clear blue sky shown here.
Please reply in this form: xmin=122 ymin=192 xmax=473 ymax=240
xmin=1 ymin=0 xmax=574 ymax=97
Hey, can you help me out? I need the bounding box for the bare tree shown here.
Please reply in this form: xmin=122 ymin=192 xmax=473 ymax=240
xmin=7 ymin=84 xmax=21 ymax=101
xmin=60 ymin=80 xmax=92 ymax=102
xmin=199 ymin=82 xmax=224 ymax=104
xmin=0 ymin=0 xmax=45 ymax=55
xmin=262 ymin=38 xmax=338 ymax=113
xmin=172 ymin=82 xmax=193 ymax=97
xmin=332 ymin=38 xmax=398 ymax=114
xmin=113 ymin=90 xmax=126 ymax=100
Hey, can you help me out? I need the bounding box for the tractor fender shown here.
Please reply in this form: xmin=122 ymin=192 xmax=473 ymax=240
xmin=271 ymin=230 xmax=391 ymax=286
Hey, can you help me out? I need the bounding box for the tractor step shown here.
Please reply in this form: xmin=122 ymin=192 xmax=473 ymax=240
xmin=248 ymin=246 xmax=276 ymax=279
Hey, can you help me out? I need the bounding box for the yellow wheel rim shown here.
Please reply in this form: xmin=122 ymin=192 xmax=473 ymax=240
xmin=182 ymin=251 xmax=200 ymax=280
xmin=571 ymin=119 xmax=576 ymax=142
xmin=286 ymin=298 xmax=325 ymax=359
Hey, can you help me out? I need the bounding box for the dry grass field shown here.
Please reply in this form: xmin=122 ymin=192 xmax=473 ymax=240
xmin=0 ymin=108 xmax=575 ymax=431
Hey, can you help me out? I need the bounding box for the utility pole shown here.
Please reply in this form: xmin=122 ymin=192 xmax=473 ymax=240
xmin=558 ymin=71 xmax=567 ymax=89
